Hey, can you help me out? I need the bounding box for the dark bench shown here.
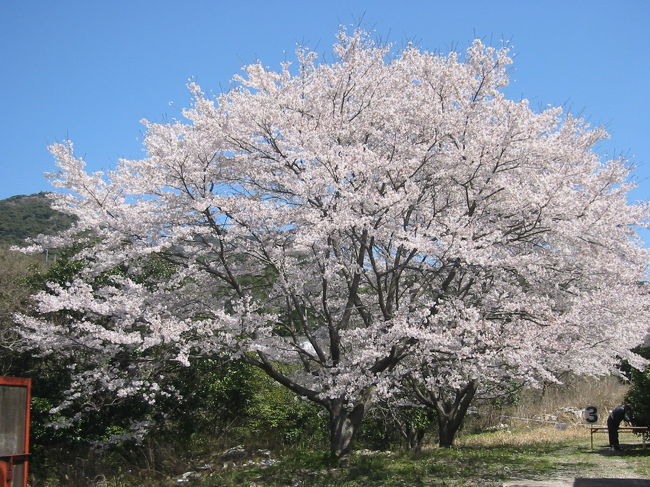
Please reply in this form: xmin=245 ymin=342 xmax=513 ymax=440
xmin=589 ymin=426 xmax=648 ymax=450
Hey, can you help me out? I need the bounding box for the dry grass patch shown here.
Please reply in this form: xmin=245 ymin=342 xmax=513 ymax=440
xmin=513 ymin=376 xmax=629 ymax=424
xmin=458 ymin=425 xmax=588 ymax=448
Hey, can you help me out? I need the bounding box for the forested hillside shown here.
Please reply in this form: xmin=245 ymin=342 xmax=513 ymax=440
xmin=0 ymin=193 xmax=74 ymax=246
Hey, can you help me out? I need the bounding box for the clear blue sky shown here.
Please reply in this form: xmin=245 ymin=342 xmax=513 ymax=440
xmin=2 ymin=0 xmax=649 ymax=240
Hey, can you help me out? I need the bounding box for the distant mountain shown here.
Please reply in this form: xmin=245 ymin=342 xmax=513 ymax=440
xmin=0 ymin=193 xmax=74 ymax=246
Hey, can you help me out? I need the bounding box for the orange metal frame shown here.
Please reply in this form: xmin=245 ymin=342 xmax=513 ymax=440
xmin=0 ymin=376 xmax=31 ymax=487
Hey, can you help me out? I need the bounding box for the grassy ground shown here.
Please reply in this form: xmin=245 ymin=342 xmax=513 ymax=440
xmin=33 ymin=375 xmax=645 ymax=486
xmin=95 ymin=426 xmax=648 ymax=487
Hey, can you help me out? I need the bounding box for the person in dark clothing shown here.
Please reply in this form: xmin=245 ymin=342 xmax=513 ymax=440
xmin=607 ymin=404 xmax=632 ymax=449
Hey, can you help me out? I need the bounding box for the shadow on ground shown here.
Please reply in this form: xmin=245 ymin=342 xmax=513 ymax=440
xmin=573 ymin=479 xmax=650 ymax=486
xmin=596 ymin=444 xmax=648 ymax=457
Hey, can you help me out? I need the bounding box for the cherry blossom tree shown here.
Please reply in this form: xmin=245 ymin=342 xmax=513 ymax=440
xmin=17 ymin=30 xmax=649 ymax=456
xmin=397 ymin=276 xmax=650 ymax=447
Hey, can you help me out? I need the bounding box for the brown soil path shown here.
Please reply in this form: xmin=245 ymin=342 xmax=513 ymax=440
xmin=502 ymin=445 xmax=649 ymax=487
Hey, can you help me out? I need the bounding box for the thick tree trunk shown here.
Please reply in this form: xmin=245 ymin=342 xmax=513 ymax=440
xmin=328 ymin=400 xmax=366 ymax=457
xmin=437 ymin=413 xmax=464 ymax=448
xmin=435 ymin=380 xmax=478 ymax=448
xmin=251 ymin=353 xmax=381 ymax=457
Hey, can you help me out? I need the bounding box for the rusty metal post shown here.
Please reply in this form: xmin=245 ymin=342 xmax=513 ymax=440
xmin=0 ymin=377 xmax=31 ymax=487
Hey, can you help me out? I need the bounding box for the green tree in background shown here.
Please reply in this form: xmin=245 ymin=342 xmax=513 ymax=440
xmin=625 ymin=345 xmax=650 ymax=431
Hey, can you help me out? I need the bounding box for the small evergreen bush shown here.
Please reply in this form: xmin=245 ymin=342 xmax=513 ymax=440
xmin=624 ymin=346 xmax=650 ymax=431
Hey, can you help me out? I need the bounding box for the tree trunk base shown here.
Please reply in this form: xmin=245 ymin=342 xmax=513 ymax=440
xmin=329 ymin=401 xmax=365 ymax=457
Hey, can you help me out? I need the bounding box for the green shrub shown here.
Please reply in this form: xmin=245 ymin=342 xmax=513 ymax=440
xmin=624 ymin=346 xmax=650 ymax=429
xmin=244 ymin=368 xmax=327 ymax=448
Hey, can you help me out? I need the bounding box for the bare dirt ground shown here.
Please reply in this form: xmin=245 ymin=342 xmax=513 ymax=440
xmin=503 ymin=444 xmax=649 ymax=487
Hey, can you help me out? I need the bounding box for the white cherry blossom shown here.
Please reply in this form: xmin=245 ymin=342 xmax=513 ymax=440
xmin=17 ymin=29 xmax=649 ymax=456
